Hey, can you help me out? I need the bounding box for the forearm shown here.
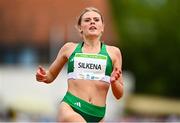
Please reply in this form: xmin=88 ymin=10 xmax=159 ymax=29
xmin=45 ymin=65 xmax=61 ymax=83
xmin=45 ymin=71 xmax=55 ymax=83
xmin=46 ymin=57 xmax=67 ymax=83
xmin=111 ymin=78 xmax=123 ymax=99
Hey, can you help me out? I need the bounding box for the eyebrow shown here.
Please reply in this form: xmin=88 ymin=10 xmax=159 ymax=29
xmin=83 ymin=17 xmax=100 ymax=19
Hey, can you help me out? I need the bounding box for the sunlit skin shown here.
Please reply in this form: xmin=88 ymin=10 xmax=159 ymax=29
xmin=36 ymin=9 xmax=123 ymax=122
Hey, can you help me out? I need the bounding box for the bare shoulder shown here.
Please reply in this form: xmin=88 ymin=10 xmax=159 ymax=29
xmin=61 ymin=42 xmax=78 ymax=58
xmin=106 ymin=44 xmax=122 ymax=67
xmin=60 ymin=42 xmax=78 ymax=52
xmin=63 ymin=42 xmax=78 ymax=49
xmin=106 ymin=45 xmax=122 ymax=57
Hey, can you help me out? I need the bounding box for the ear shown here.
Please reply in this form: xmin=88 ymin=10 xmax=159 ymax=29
xmin=101 ymin=24 xmax=104 ymax=33
xmin=75 ymin=25 xmax=83 ymax=34
xmin=80 ymin=29 xmax=83 ymax=34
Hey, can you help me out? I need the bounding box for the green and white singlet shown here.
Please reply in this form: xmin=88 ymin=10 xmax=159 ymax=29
xmin=67 ymin=42 xmax=113 ymax=83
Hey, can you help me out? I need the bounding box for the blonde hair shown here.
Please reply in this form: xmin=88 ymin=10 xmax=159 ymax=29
xmin=77 ymin=7 xmax=104 ymax=26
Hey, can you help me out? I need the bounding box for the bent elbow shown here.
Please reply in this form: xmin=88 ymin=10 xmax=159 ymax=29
xmin=115 ymin=91 xmax=123 ymax=100
xmin=43 ymin=79 xmax=54 ymax=84
xmin=46 ymin=80 xmax=54 ymax=84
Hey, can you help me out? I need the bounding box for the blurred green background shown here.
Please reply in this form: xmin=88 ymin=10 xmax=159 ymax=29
xmin=110 ymin=0 xmax=180 ymax=98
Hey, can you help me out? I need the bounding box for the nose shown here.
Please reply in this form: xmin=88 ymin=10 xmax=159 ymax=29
xmin=90 ymin=20 xmax=95 ymax=25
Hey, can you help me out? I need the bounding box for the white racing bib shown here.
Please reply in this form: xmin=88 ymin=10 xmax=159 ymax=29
xmin=74 ymin=53 xmax=107 ymax=80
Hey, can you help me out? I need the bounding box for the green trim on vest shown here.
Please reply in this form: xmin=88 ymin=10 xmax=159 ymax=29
xmin=67 ymin=42 xmax=113 ymax=76
xmin=68 ymin=42 xmax=83 ymax=73
xmin=99 ymin=43 xmax=113 ymax=76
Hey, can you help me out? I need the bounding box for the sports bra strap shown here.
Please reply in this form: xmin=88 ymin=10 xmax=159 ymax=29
xmin=74 ymin=42 xmax=83 ymax=53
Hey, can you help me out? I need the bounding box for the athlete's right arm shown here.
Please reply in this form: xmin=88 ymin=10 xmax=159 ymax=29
xmin=36 ymin=42 xmax=74 ymax=84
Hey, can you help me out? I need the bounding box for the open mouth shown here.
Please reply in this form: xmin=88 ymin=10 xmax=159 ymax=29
xmin=89 ymin=26 xmax=97 ymax=30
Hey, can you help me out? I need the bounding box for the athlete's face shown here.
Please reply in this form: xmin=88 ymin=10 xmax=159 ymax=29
xmin=79 ymin=11 xmax=104 ymax=38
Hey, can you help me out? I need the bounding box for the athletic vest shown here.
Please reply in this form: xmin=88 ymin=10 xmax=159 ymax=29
xmin=67 ymin=42 xmax=113 ymax=83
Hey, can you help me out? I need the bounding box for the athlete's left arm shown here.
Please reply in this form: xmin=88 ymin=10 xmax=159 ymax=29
xmin=110 ymin=47 xmax=123 ymax=100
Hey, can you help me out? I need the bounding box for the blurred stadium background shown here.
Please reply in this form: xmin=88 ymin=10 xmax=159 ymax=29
xmin=0 ymin=0 xmax=180 ymax=122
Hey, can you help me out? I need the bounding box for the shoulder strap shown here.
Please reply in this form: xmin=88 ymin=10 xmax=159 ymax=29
xmin=99 ymin=43 xmax=113 ymax=76
xmin=73 ymin=42 xmax=83 ymax=53
xmin=99 ymin=42 xmax=106 ymax=54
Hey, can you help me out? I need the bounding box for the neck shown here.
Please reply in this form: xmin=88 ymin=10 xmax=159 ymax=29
xmin=82 ymin=37 xmax=101 ymax=53
xmin=83 ymin=36 xmax=101 ymax=47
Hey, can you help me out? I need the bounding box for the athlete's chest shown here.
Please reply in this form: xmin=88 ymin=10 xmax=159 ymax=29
xmin=73 ymin=53 xmax=107 ymax=80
